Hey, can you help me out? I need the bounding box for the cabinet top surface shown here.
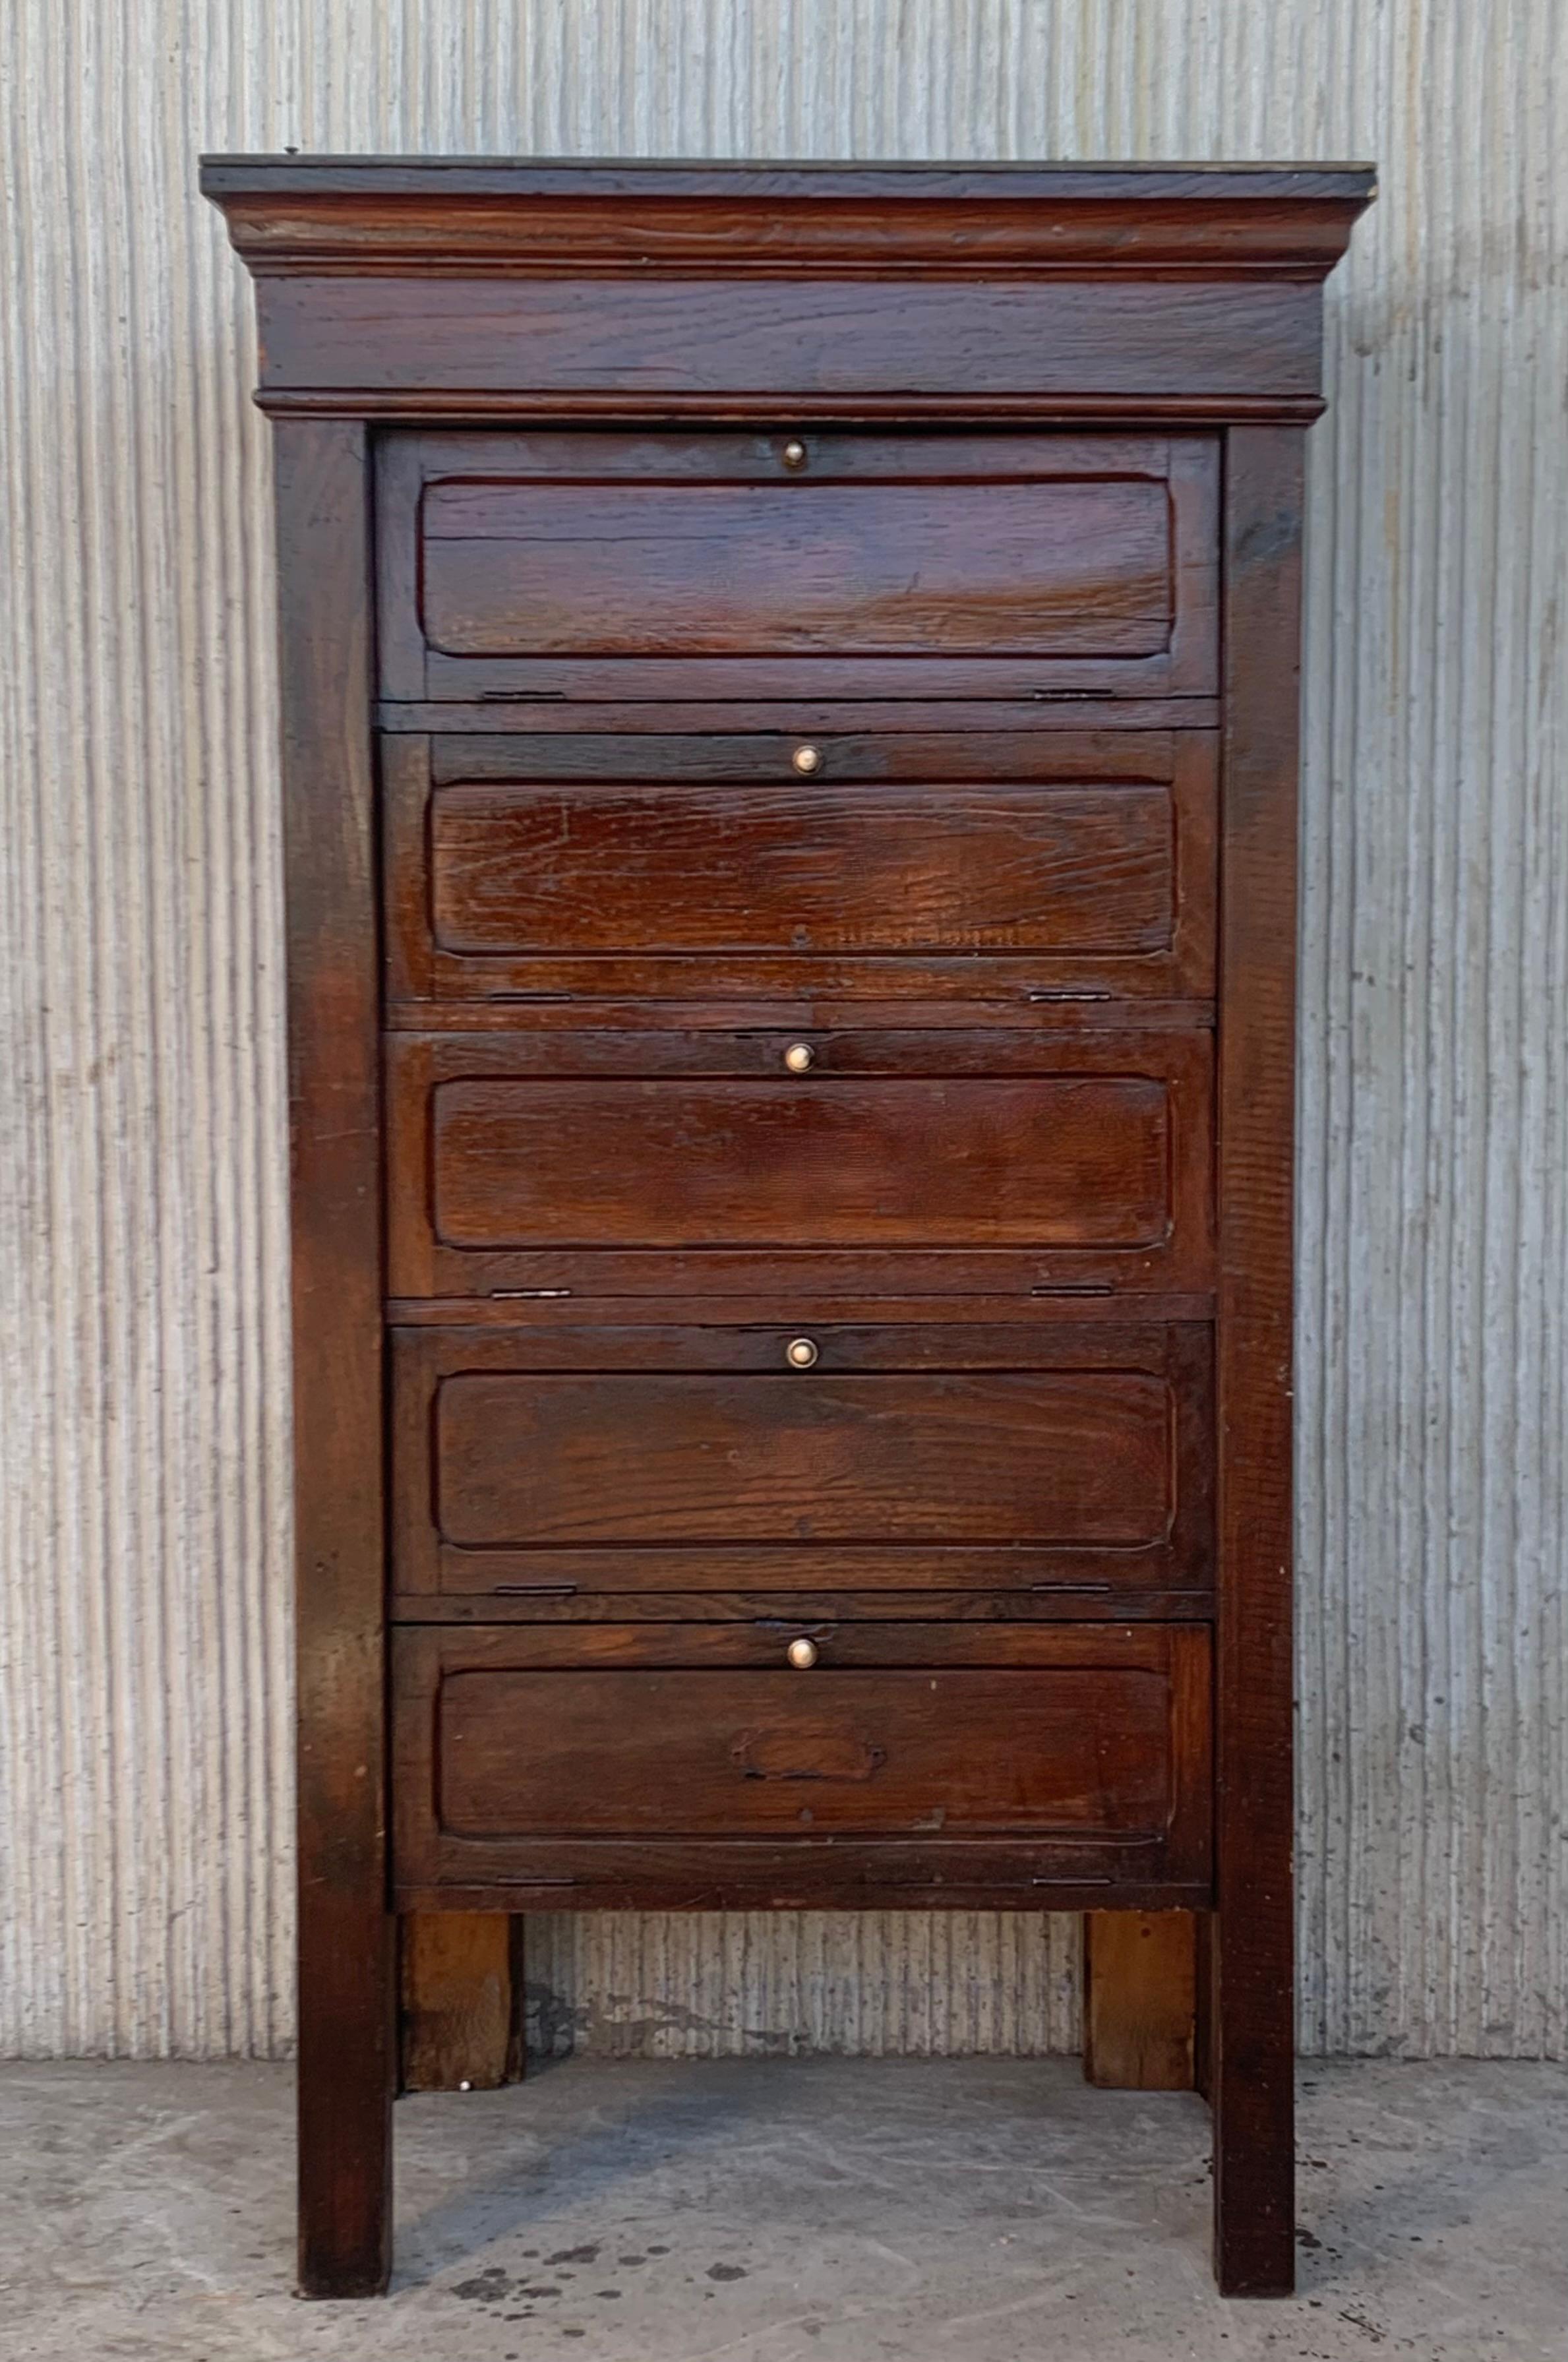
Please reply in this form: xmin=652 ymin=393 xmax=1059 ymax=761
xmin=201 ymin=154 xmax=1374 ymax=193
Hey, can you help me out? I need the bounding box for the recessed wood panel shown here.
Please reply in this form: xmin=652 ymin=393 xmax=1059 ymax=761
xmin=421 ymin=475 xmax=1172 ymax=659
xmin=431 ymin=777 xmax=1174 ymax=957
xmin=431 ymin=1075 xmax=1170 ymax=1251
xmin=437 ymin=1369 xmax=1173 ymax=1546
xmin=438 ymin=1666 xmax=1173 ymax=1838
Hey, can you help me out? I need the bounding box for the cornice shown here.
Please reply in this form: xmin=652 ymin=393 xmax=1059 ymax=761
xmin=200 ymin=157 xmax=1376 ymax=282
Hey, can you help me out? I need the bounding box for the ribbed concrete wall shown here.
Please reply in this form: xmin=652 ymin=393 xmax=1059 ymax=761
xmin=2 ymin=0 xmax=1563 ymax=2061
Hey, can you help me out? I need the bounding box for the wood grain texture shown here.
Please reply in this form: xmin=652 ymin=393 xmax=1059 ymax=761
xmin=1210 ymin=424 xmax=1304 ymax=2295
xmin=254 ymin=276 xmax=1325 ymax=418
xmin=432 ymin=778 xmax=1176 ymax=955
xmin=423 ymin=477 xmax=1172 ymax=655
xmin=393 ymin=1623 xmax=1213 ymax=1906
xmin=386 ymin=1026 xmax=1216 ymax=1299
xmin=437 ymin=1371 xmax=1176 ymax=1542
xmin=200 ymin=156 xmax=1375 ymax=279
xmin=432 ymin=1074 xmax=1174 ymax=1248
xmin=380 ymin=427 xmax=1217 ymax=700
xmin=427 ymin=489 xmax=1165 ymax=654
xmin=387 ymin=727 xmax=1218 ymax=1008
xmin=400 ymin=1913 xmax=523 ymax=2091
xmin=1083 ymin=1912 xmax=1197 ymax=2088
xmin=390 ymin=1322 xmax=1214 ymax=1602
xmin=438 ymin=1670 xmax=1178 ymax=1837
xmin=272 ymin=421 xmax=391 ymax=2299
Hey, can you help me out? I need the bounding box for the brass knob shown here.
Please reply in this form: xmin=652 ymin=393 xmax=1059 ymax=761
xmin=785 ymin=1337 xmax=818 ymax=1369
xmin=781 ymin=439 xmax=808 ymax=469
xmin=792 ymin=744 xmax=822 ymax=774
xmin=787 ymin=1637 xmax=818 ymax=1669
xmin=783 ymin=1041 xmax=814 ymax=1074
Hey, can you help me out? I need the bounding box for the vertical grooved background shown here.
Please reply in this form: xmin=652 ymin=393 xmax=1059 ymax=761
xmin=2 ymin=0 xmax=1563 ymax=2061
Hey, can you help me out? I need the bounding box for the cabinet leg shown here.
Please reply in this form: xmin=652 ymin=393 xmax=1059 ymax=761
xmin=1082 ymin=1911 xmax=1196 ymax=2088
xmin=1209 ymin=421 xmax=1301 ymax=2296
xmin=1208 ymin=1906 xmax=1294 ymax=2295
xmin=280 ymin=415 xmax=394 ymax=2302
xmin=297 ymin=1901 xmax=394 ymax=2299
xmin=400 ymin=1913 xmax=526 ymax=2091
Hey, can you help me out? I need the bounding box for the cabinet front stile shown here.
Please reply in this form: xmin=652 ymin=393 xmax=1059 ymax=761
xmin=274 ymin=419 xmax=393 ymax=2301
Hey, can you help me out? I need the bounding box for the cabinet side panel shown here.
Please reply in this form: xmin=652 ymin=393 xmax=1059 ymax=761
xmin=1213 ymin=423 xmax=1302 ymax=2295
xmin=274 ymin=419 xmax=392 ymax=2299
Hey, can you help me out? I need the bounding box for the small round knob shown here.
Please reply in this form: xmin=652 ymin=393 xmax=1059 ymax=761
xmin=781 ymin=439 xmax=808 ymax=469
xmin=783 ymin=1041 xmax=815 ymax=1074
xmin=785 ymin=1337 xmax=818 ymax=1369
xmin=792 ymin=744 xmax=822 ymax=774
xmin=787 ymin=1637 xmax=818 ymax=1669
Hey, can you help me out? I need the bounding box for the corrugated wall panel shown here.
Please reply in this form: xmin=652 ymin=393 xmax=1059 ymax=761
xmin=1 ymin=0 xmax=1563 ymax=2061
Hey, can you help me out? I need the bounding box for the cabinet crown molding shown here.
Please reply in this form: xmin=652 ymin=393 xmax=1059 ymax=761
xmin=200 ymin=155 xmax=1375 ymax=282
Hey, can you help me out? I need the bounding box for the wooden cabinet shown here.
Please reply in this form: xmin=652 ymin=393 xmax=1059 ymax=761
xmin=203 ymin=154 xmax=1372 ymax=2302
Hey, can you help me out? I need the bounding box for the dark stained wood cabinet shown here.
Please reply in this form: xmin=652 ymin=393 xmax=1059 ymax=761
xmin=202 ymin=154 xmax=1372 ymax=2301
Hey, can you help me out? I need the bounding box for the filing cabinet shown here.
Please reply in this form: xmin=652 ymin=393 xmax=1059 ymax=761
xmin=204 ymin=152 xmax=1372 ymax=2299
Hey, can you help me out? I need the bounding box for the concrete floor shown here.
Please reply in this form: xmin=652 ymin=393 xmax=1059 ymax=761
xmin=3 ymin=2057 xmax=1566 ymax=2361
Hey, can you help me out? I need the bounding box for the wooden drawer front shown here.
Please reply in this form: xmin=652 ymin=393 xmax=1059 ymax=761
xmin=377 ymin=431 xmax=1217 ymax=701
xmin=392 ymin=1623 xmax=1213 ymax=1908
xmin=390 ymin=1323 xmax=1213 ymax=1606
xmin=387 ymin=1028 xmax=1213 ymax=1296
xmin=384 ymin=732 xmax=1216 ymax=1004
